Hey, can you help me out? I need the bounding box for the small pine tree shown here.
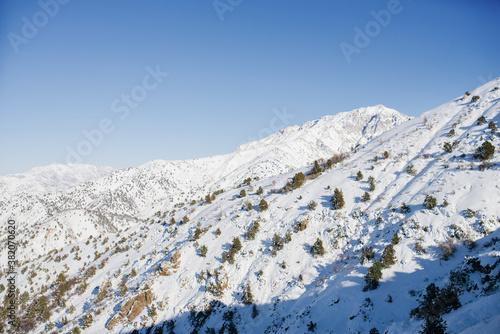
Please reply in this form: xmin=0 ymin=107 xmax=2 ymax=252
xmin=256 ymin=186 xmax=264 ymax=195
xmin=310 ymin=160 xmax=323 ymax=176
xmin=119 ymin=276 xmax=128 ymax=296
xmin=477 ymin=115 xmax=486 ymax=124
xmin=364 ymin=260 xmax=383 ymax=291
xmin=246 ymin=202 xmax=253 ymax=211
xmin=271 ymin=233 xmax=284 ymax=253
xmin=215 ymin=228 xmax=221 ymax=237
xmin=292 ymin=172 xmax=306 ymax=189
xmin=170 ymin=217 xmax=176 ymax=225
xmin=307 ymin=201 xmax=317 ymax=210
xmin=239 ymin=189 xmax=246 ymax=198
xmin=448 ymin=128 xmax=455 ymax=137
xmin=475 ymin=141 xmax=495 ymax=161
xmin=383 ymin=151 xmax=390 ymax=159
xmin=258 ymin=199 xmax=268 ymax=211
xmin=198 ymin=245 xmax=208 ymax=257
xmin=391 ymin=233 xmax=400 ymax=245
xmin=81 ymin=314 xmax=93 ymax=329
xmin=149 ymin=304 xmax=157 ymax=319
xmin=443 ymin=142 xmax=453 ymax=153
xmin=130 ymin=268 xmax=137 ymax=277
xmin=356 ymin=171 xmax=364 ymax=181
xmin=242 ymin=282 xmax=253 ymax=305
xmin=406 ymin=164 xmax=417 ymax=176
xmin=307 ymin=321 xmax=317 ymax=332
xmin=489 ymin=121 xmax=497 ymax=133
xmin=311 ymin=238 xmax=325 ymax=257
xmin=381 ymin=244 xmax=396 ymax=268
xmin=361 ymin=191 xmax=371 ymax=202
xmin=368 ymin=176 xmax=376 ymax=192
xmin=423 ymin=194 xmax=437 ymax=210
xmin=360 ymin=246 xmax=375 ymax=264
xmin=400 ymin=202 xmax=411 ymax=214
xmin=182 ymin=215 xmax=189 ymax=224
xmin=420 ymin=315 xmax=447 ymax=334
xmin=331 ymin=188 xmax=345 ymax=210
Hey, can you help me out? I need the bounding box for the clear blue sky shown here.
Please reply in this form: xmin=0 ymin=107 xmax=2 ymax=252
xmin=0 ymin=0 xmax=499 ymax=175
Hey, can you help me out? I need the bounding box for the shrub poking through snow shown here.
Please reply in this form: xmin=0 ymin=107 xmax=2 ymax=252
xmin=406 ymin=164 xmax=417 ymax=176
xmin=258 ymin=199 xmax=269 ymax=211
xmin=476 ymin=115 xmax=486 ymax=125
xmin=368 ymin=176 xmax=376 ymax=192
xmin=331 ymin=188 xmax=345 ymax=210
xmin=423 ymin=195 xmax=437 ymax=210
xmin=311 ymin=238 xmax=325 ymax=257
xmin=363 ymin=261 xmax=383 ymax=291
xmin=242 ymin=282 xmax=253 ymax=305
xmin=488 ymin=121 xmax=497 ymax=133
xmin=271 ymin=233 xmax=284 ymax=256
xmin=356 ymin=171 xmax=364 ymax=181
xmin=307 ymin=200 xmax=317 ymax=210
xmin=438 ymin=238 xmax=455 ymax=260
xmin=475 ymin=141 xmax=495 ymax=161
xmin=361 ymin=192 xmax=371 ymax=202
xmin=381 ymin=244 xmax=396 ymax=268
xmin=292 ymin=172 xmax=306 ymax=189
xmin=400 ymin=202 xmax=411 ymax=214
xmin=360 ymin=246 xmax=375 ymax=264
xmin=443 ymin=142 xmax=453 ymax=153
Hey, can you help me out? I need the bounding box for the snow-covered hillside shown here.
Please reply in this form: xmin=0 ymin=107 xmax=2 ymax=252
xmin=0 ymin=105 xmax=408 ymax=262
xmin=0 ymin=164 xmax=114 ymax=197
xmin=2 ymin=79 xmax=500 ymax=334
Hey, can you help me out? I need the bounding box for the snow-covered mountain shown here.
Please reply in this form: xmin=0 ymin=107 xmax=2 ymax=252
xmin=0 ymin=164 xmax=113 ymax=197
xmin=2 ymin=79 xmax=500 ymax=334
xmin=0 ymin=105 xmax=408 ymax=261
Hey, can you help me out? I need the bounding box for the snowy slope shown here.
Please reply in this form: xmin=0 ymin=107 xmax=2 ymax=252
xmin=0 ymin=105 xmax=408 ymax=262
xmin=2 ymin=79 xmax=500 ymax=334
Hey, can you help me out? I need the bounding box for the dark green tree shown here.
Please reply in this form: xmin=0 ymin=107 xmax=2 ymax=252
xmin=292 ymin=172 xmax=306 ymax=189
xmin=424 ymin=195 xmax=437 ymax=209
xmin=258 ymin=199 xmax=268 ymax=211
xmin=475 ymin=141 xmax=495 ymax=161
xmin=364 ymin=261 xmax=383 ymax=291
xmin=361 ymin=191 xmax=371 ymax=202
xmin=311 ymin=238 xmax=325 ymax=257
xmin=331 ymin=188 xmax=345 ymax=210
xmin=356 ymin=171 xmax=364 ymax=181
xmin=400 ymin=202 xmax=411 ymax=214
xmin=242 ymin=282 xmax=253 ymax=305
xmin=368 ymin=176 xmax=376 ymax=192
xmin=381 ymin=244 xmax=396 ymax=268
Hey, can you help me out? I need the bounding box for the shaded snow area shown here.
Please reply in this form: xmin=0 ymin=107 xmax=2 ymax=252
xmin=1 ymin=79 xmax=500 ymax=333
